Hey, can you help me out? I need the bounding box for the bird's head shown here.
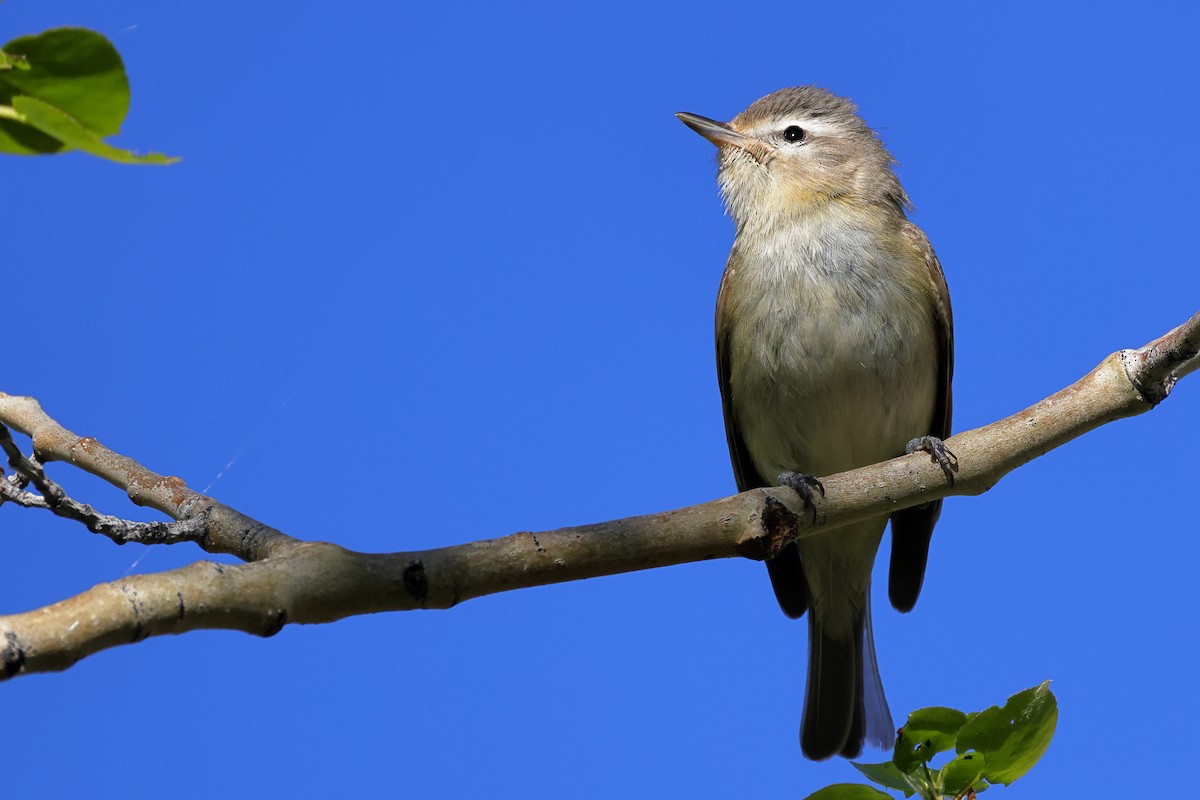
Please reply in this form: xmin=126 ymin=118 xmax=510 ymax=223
xmin=677 ymin=86 xmax=908 ymax=232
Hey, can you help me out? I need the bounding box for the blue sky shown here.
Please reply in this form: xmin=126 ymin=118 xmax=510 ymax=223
xmin=3 ymin=3 xmax=1197 ymax=797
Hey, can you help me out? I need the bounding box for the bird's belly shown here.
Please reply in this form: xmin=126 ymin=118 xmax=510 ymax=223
xmin=729 ymin=268 xmax=938 ymax=483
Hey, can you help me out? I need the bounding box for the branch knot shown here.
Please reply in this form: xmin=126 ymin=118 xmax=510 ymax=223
xmin=738 ymin=494 xmax=801 ymax=562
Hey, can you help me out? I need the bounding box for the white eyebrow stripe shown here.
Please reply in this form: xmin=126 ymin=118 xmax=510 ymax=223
xmin=741 ymin=118 xmax=840 ymax=138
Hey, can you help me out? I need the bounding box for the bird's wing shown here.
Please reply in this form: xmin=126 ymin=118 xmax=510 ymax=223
xmin=887 ymin=220 xmax=954 ymax=612
xmin=715 ymin=260 xmax=763 ymax=493
xmin=716 ymin=256 xmax=810 ymax=618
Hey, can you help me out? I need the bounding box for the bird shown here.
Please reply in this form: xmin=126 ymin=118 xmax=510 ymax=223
xmin=676 ymin=86 xmax=954 ymax=760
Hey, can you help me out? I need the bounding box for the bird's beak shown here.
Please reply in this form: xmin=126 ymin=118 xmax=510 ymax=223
xmin=676 ymin=112 xmax=751 ymax=150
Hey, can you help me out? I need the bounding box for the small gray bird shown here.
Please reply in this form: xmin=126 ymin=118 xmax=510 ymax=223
xmin=677 ymin=87 xmax=953 ymax=760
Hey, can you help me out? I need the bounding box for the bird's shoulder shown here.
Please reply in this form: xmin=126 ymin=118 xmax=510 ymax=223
xmin=896 ymin=220 xmax=951 ymax=323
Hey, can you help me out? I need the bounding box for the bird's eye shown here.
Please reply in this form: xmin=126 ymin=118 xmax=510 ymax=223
xmin=782 ymin=126 xmax=806 ymax=143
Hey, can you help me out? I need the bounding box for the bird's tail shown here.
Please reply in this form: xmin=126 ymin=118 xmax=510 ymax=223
xmin=800 ymin=590 xmax=894 ymax=760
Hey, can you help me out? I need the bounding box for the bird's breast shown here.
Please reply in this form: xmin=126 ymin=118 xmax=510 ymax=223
xmin=724 ymin=215 xmax=938 ymax=480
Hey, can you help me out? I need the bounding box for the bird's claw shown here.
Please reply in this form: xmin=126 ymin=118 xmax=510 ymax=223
xmin=777 ymin=471 xmax=825 ymax=524
xmin=906 ymin=435 xmax=957 ymax=486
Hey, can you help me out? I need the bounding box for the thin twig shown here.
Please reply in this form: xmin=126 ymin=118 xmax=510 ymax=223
xmin=0 ymin=396 xmax=298 ymax=560
xmin=0 ymin=478 xmax=49 ymax=509
xmin=0 ymin=422 xmax=209 ymax=545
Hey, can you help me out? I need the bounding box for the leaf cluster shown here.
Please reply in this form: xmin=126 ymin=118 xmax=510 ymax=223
xmin=806 ymin=683 xmax=1058 ymax=800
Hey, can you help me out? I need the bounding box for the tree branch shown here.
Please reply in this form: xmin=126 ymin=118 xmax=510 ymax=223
xmin=0 ymin=311 xmax=1196 ymax=679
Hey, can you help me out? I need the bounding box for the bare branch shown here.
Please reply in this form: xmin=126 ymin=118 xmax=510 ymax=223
xmin=0 ymin=311 xmax=1195 ymax=680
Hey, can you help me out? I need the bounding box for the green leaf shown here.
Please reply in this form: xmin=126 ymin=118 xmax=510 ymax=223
xmin=853 ymin=760 xmax=919 ymax=796
xmin=0 ymin=27 xmax=128 ymax=135
xmin=803 ymin=784 xmax=897 ymax=800
xmin=956 ymin=682 xmax=1057 ymax=786
xmin=893 ymin=706 xmax=968 ymax=773
xmin=11 ymin=95 xmax=177 ymax=164
xmin=938 ymin=751 xmax=988 ymax=796
xmin=0 ymin=27 xmax=176 ymax=162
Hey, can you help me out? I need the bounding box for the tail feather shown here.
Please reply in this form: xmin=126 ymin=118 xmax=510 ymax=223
xmin=800 ymin=592 xmax=894 ymax=760
xmin=861 ymin=596 xmax=896 ymax=752
xmin=801 ymin=611 xmax=857 ymax=760
xmin=839 ymin=658 xmax=866 ymax=759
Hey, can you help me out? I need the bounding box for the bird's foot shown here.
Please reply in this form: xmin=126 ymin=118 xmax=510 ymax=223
xmin=777 ymin=471 xmax=825 ymax=524
xmin=906 ymin=435 xmax=958 ymax=486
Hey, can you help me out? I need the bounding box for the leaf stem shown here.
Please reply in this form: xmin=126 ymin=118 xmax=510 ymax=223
xmin=0 ymin=104 xmax=27 ymax=123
